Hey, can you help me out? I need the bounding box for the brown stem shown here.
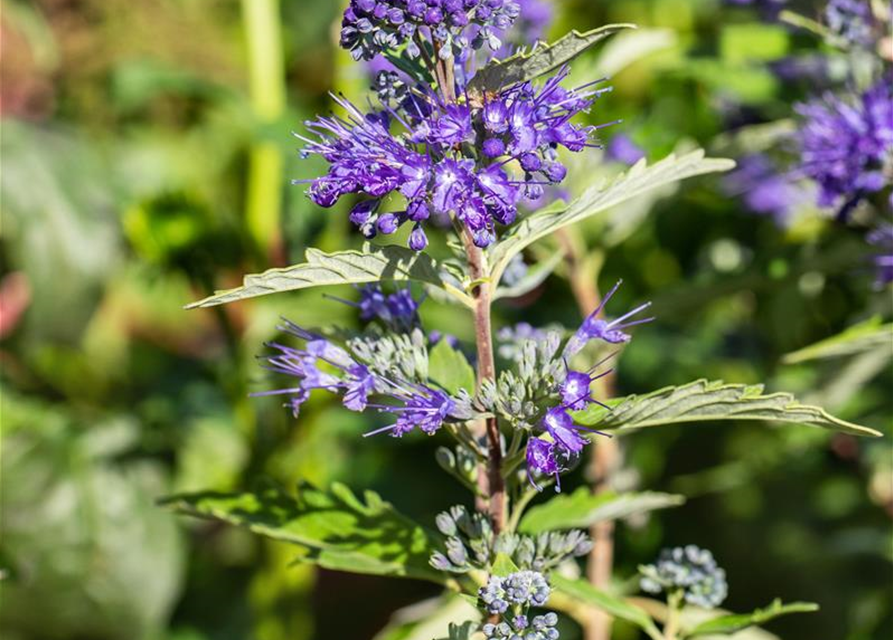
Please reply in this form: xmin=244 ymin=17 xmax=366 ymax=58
xmin=436 ymin=43 xmax=502 ymax=531
xmin=557 ymin=229 xmax=618 ymax=640
xmin=461 ymin=230 xmax=506 ymax=534
xmin=433 ymin=43 xmax=457 ymax=103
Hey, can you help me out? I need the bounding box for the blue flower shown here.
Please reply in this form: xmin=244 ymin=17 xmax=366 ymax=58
xmin=564 ymin=280 xmax=653 ymax=358
xmin=526 ymin=437 xmax=563 ymax=490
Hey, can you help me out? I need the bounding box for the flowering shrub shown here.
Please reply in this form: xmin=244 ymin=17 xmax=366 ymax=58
xmin=163 ymin=2 xmax=882 ymax=639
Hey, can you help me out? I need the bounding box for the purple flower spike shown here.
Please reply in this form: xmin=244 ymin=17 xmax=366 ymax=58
xmin=564 ymin=280 xmax=654 ymax=358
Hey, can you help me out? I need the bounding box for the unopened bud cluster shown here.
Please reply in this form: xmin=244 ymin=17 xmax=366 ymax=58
xmin=429 ymin=505 xmax=592 ymax=574
xmin=639 ymin=545 xmax=729 ymax=609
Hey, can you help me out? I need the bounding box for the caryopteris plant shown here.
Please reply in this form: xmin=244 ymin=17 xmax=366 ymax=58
xmin=164 ymin=2 xmax=881 ymax=638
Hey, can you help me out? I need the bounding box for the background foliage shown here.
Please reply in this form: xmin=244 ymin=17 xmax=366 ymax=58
xmin=1 ymin=1 xmax=890 ymax=639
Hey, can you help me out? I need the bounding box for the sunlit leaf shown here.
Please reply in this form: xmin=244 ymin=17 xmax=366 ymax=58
xmin=574 ymin=379 xmax=881 ymax=437
xmin=373 ymin=596 xmax=480 ymax=640
xmin=186 ymin=244 xmax=472 ymax=309
xmin=686 ymin=599 xmax=819 ymax=637
xmin=160 ymin=481 xmax=444 ymax=583
xmin=519 ymin=489 xmax=685 ymax=534
xmin=594 ymin=28 xmax=677 ymax=77
xmin=551 ymin=574 xmax=661 ymax=638
xmin=428 ymin=340 xmax=476 ymax=396
xmin=490 ymin=553 xmax=520 ymax=577
xmin=489 ymin=151 xmax=735 ymax=286
xmin=467 ymin=24 xmax=635 ymax=94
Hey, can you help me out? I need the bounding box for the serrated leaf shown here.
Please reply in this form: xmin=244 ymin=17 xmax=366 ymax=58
xmin=428 ymin=340 xmax=476 ymax=395
xmin=467 ymin=25 xmax=634 ymax=94
xmin=519 ymin=489 xmax=685 ymax=534
xmin=687 ymin=599 xmax=818 ymax=637
xmin=489 ymin=151 xmax=735 ymax=286
xmin=160 ymin=481 xmax=444 ymax=583
xmin=493 ymin=249 xmax=566 ymax=300
xmin=573 ymin=379 xmax=881 ymax=437
xmin=186 ymin=244 xmax=472 ymax=309
xmin=782 ymin=317 xmax=893 ymax=364
xmin=551 ymin=574 xmax=661 ymax=638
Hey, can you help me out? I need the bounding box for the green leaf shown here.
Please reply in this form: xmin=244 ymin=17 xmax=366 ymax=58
xmin=185 ymin=244 xmax=472 ymax=309
xmin=782 ymin=317 xmax=893 ymax=363
xmin=519 ymin=489 xmax=685 ymax=534
xmin=373 ymin=596 xmax=480 ymax=640
xmin=573 ymin=379 xmax=881 ymax=438
xmin=428 ymin=340 xmax=477 ymax=395
xmin=686 ymin=599 xmax=819 ymax=637
xmin=490 ymin=552 xmax=520 ymax=577
xmin=489 ymin=151 xmax=735 ymax=286
xmin=467 ymin=24 xmax=635 ymax=94
xmin=551 ymin=574 xmax=661 ymax=639
xmin=594 ymin=28 xmax=677 ymax=77
xmin=160 ymin=481 xmax=444 ymax=583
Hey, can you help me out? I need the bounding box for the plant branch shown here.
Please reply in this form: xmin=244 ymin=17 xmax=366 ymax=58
xmin=461 ymin=229 xmax=507 ymax=534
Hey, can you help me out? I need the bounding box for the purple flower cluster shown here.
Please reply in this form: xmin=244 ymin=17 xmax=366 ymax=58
xmin=526 ymin=281 xmax=653 ymax=490
xmin=254 ymin=319 xmax=465 ymax=437
xmin=298 ymin=68 xmax=608 ymax=250
xmin=796 ymin=81 xmax=893 ymax=215
xmin=340 ymin=0 xmax=522 ymax=61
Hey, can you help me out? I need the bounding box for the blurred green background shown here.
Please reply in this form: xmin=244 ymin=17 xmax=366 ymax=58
xmin=1 ymin=1 xmax=890 ymax=639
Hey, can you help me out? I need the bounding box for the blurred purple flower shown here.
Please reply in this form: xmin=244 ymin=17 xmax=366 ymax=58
xmin=605 ymin=134 xmax=645 ymax=165
xmin=796 ymin=81 xmax=893 ymax=217
xmin=723 ymin=154 xmax=805 ymax=226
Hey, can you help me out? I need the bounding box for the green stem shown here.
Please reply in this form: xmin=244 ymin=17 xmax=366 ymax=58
xmin=506 ymin=486 xmax=538 ymax=533
xmin=664 ymin=591 xmax=684 ymax=640
xmin=241 ymin=0 xmax=286 ymax=259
